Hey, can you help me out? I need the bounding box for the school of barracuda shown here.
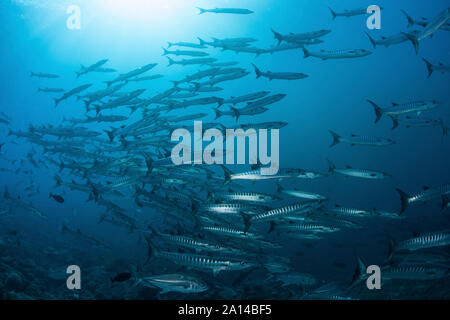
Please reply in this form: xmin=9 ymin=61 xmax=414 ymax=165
xmin=1 ymin=4 xmax=449 ymax=300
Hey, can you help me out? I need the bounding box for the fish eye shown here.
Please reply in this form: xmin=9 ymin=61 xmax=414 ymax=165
xmin=240 ymin=261 xmax=247 ymax=265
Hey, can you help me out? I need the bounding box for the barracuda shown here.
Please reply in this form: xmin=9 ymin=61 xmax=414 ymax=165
xmin=389 ymin=230 xmax=450 ymax=255
xmin=145 ymin=238 xmax=254 ymax=276
xmin=328 ymin=160 xmax=390 ymax=180
xmin=396 ymin=184 xmax=450 ymax=213
xmin=243 ymin=202 xmax=321 ymax=232
xmin=147 ymin=227 xmax=243 ymax=255
xmin=367 ymin=100 xmax=439 ymax=124
xmin=329 ymin=130 xmax=395 ymax=147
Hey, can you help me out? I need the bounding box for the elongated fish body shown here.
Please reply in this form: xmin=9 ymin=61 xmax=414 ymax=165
xmin=415 ymin=8 xmax=450 ymax=41
xmin=332 ymin=166 xmax=390 ymax=180
xmin=365 ymin=31 xmax=420 ymax=49
xmin=76 ymin=58 xmax=108 ymax=78
xmin=303 ymin=48 xmax=372 ymax=60
xmin=401 ymin=9 xmax=450 ymax=30
xmin=252 ymin=64 xmax=308 ymax=80
xmin=201 ymin=226 xmax=262 ymax=240
xmin=278 ymin=223 xmax=340 ymax=234
xmin=399 ymin=183 xmax=450 ymax=208
xmin=208 ymin=61 xmax=239 ymax=67
xmin=393 ymin=116 xmax=446 ymax=133
xmin=281 ymin=189 xmax=326 ymax=201
xmin=167 ymin=57 xmax=217 ymax=66
xmin=197 ymin=7 xmax=254 ymax=15
xmin=168 ymin=41 xmax=207 ymax=49
xmin=322 ymin=205 xmax=373 ymax=218
xmin=422 ymin=58 xmax=450 ymax=78
xmin=151 ymin=249 xmax=253 ymax=276
xmin=381 ymin=264 xmax=449 ymax=281
xmin=394 ymin=230 xmax=450 ymax=252
xmin=213 ymin=191 xmax=278 ymax=203
xmin=368 ymin=100 xmax=439 ymax=124
xmin=223 ymin=91 xmax=270 ymax=105
xmin=162 ymin=48 xmax=209 ymax=57
xmin=38 ymin=88 xmax=65 ymax=93
xmin=328 ymin=160 xmax=390 ymax=180
xmin=148 ymin=229 xmax=240 ymax=254
xmin=201 ymin=203 xmax=259 ymax=215
xmin=105 ymin=63 xmax=157 ymax=86
xmin=329 ymin=130 xmax=394 ymax=147
xmin=138 ymin=274 xmax=208 ymax=294
xmin=54 ymin=84 xmax=92 ymax=107
xmin=221 ymin=166 xmax=292 ymax=184
xmin=403 ymin=8 xmax=450 ymax=54
xmin=271 ymin=29 xmax=331 ymax=44
xmin=245 ymin=94 xmax=287 ymax=109
xmin=250 ymin=202 xmax=320 ymax=224
xmin=30 ymin=72 xmax=59 ymax=78
xmin=128 ymin=75 xmax=164 ymax=82
xmin=328 ymin=7 xmax=368 ymax=19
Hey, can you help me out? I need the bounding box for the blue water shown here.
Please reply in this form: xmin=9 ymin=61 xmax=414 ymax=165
xmin=0 ymin=0 xmax=449 ymax=299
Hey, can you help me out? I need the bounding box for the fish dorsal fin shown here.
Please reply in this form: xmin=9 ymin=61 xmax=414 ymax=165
xmin=346 ymin=165 xmax=352 ymax=169
xmin=439 ymin=62 xmax=443 ymax=66
xmin=392 ymin=102 xmax=399 ymax=106
xmin=381 ymin=36 xmax=387 ymax=40
xmin=335 ymin=204 xmax=341 ymax=207
xmin=423 ymin=186 xmax=430 ymax=190
xmin=289 ymin=32 xmax=294 ymax=35
xmin=413 ymin=231 xmax=420 ymax=237
xmin=351 ymin=134 xmax=357 ymax=137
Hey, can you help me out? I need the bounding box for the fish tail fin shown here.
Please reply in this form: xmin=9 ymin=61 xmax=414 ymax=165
xmin=197 ymin=7 xmax=206 ymax=14
xmin=401 ymin=32 xmax=419 ymax=55
xmin=30 ymin=72 xmax=35 ymax=77
xmin=221 ymin=164 xmax=232 ymax=185
xmin=230 ymin=106 xmax=240 ymax=121
xmin=271 ymin=28 xmax=283 ymax=45
xmin=53 ymin=98 xmax=59 ymax=107
xmin=327 ymin=158 xmax=335 ymax=174
xmin=103 ymin=128 xmax=115 ymax=143
xmin=141 ymin=152 xmax=154 ymax=175
xmin=213 ymin=107 xmax=223 ymax=120
xmin=302 ymin=47 xmax=310 ymax=58
xmin=388 ymin=115 xmax=399 ymax=130
xmin=241 ymin=212 xmax=252 ymax=233
xmin=167 ymin=42 xmax=172 ymax=48
xmin=395 ymin=188 xmax=410 ymax=214
xmin=401 ymin=10 xmax=414 ymax=28
xmin=328 ymin=7 xmax=337 ymax=19
xmin=268 ymin=221 xmax=277 ymax=234
xmin=348 ymin=255 xmax=367 ymax=288
xmin=167 ymin=57 xmax=175 ymax=66
xmin=251 ymin=63 xmax=262 ymax=78
xmin=276 ymin=181 xmax=283 ymax=193
xmin=422 ymin=58 xmax=434 ymax=78
xmin=328 ymin=130 xmax=340 ymax=148
xmin=162 ymin=48 xmax=169 ymax=56
xmin=197 ymin=37 xmax=206 ymax=46
xmin=365 ymin=32 xmax=377 ymax=49
xmin=367 ymin=100 xmax=383 ymax=123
